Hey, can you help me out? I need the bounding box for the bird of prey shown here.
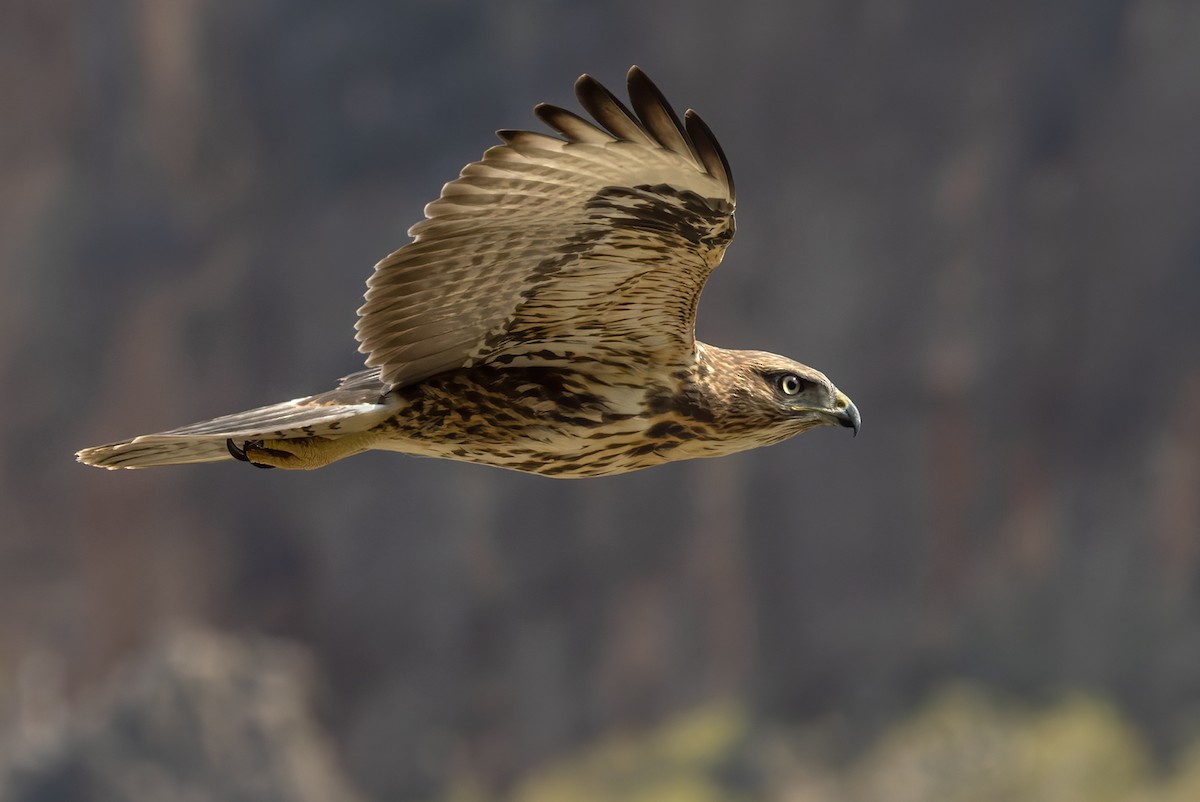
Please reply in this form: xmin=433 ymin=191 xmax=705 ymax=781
xmin=77 ymin=67 xmax=859 ymax=478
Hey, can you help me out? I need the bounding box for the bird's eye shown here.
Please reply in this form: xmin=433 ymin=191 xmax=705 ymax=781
xmin=777 ymin=374 xmax=804 ymax=396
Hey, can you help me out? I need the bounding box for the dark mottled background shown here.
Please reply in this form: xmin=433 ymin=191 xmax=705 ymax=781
xmin=2 ymin=1 xmax=1199 ymax=799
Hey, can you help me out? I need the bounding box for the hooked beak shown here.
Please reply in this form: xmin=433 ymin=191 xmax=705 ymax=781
xmin=832 ymin=392 xmax=860 ymax=437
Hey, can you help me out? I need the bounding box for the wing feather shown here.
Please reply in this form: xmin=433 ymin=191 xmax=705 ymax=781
xmin=356 ymin=66 xmax=737 ymax=388
xmin=533 ymin=104 xmax=615 ymax=143
xmin=685 ymin=110 xmax=736 ymax=202
xmin=627 ymin=68 xmax=699 ymax=166
xmin=573 ymin=75 xmax=658 ymax=147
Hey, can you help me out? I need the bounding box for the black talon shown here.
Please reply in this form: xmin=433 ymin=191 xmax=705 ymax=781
xmin=227 ymin=438 xmax=249 ymax=461
xmin=226 ymin=438 xmax=275 ymax=469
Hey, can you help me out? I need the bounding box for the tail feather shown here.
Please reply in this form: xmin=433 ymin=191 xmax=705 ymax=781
xmin=77 ymin=391 xmax=397 ymax=470
xmin=77 ymin=437 xmax=239 ymax=469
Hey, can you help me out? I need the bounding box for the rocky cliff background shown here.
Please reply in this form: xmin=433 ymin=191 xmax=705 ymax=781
xmin=2 ymin=1 xmax=1199 ymax=799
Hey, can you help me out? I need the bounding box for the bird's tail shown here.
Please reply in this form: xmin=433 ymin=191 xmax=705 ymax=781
xmin=77 ymin=370 xmax=396 ymax=470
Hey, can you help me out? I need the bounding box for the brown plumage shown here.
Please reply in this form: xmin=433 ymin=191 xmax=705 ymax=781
xmin=76 ymin=67 xmax=859 ymax=477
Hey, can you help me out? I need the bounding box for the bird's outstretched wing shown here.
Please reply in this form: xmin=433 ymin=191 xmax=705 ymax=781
xmin=356 ymin=66 xmax=737 ymax=389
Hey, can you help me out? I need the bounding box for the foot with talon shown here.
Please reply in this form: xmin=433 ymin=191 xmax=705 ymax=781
xmin=226 ymin=434 xmax=374 ymax=470
xmin=226 ymin=439 xmax=275 ymax=469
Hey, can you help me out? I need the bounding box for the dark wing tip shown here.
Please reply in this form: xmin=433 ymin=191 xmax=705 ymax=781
xmin=684 ymin=108 xmax=735 ymax=201
xmin=567 ymin=68 xmax=734 ymax=200
xmin=534 ymin=102 xmax=613 ymax=143
xmin=574 ymin=73 xmax=656 ymax=146
xmin=625 ymin=66 xmax=699 ymax=166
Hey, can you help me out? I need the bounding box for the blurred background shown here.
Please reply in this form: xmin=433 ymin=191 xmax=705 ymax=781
xmin=2 ymin=1 xmax=1199 ymax=800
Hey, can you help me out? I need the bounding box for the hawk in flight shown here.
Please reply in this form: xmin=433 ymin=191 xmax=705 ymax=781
xmin=77 ymin=67 xmax=859 ymax=478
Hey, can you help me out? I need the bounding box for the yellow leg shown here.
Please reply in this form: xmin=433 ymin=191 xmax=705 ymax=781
xmin=231 ymin=433 xmax=375 ymax=470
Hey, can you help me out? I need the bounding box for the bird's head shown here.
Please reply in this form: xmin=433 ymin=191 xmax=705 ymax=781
xmin=695 ymin=346 xmax=860 ymax=447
